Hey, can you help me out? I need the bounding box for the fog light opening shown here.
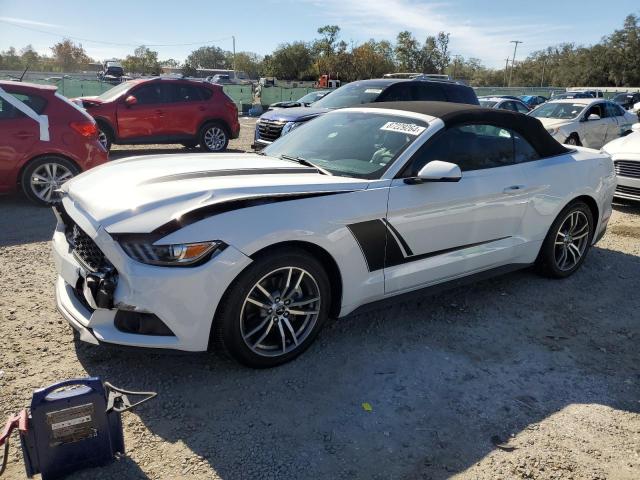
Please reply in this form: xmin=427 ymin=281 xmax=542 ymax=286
xmin=114 ymin=311 xmax=175 ymax=336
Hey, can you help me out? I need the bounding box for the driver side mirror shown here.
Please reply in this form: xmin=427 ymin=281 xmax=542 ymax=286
xmin=124 ymin=95 xmax=137 ymax=106
xmin=586 ymin=113 xmax=601 ymax=121
xmin=405 ymin=160 xmax=462 ymax=184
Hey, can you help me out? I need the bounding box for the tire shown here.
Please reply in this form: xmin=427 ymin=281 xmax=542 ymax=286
xmin=535 ymin=201 xmax=594 ymax=278
xmin=214 ymin=248 xmax=331 ymax=368
xmin=200 ymin=122 xmax=229 ymax=152
xmin=182 ymin=141 xmax=199 ymax=149
xmin=564 ymin=134 xmax=581 ymax=146
xmin=21 ymin=156 xmax=80 ymax=206
xmin=97 ymin=122 xmax=113 ymax=151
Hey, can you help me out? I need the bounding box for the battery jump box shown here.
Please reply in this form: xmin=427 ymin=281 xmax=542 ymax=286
xmin=0 ymin=377 xmax=156 ymax=480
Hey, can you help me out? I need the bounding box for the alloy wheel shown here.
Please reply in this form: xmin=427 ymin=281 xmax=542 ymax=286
xmin=554 ymin=210 xmax=590 ymax=271
xmin=240 ymin=267 xmax=321 ymax=357
xmin=29 ymin=162 xmax=73 ymax=203
xmin=203 ymin=126 xmax=227 ymax=151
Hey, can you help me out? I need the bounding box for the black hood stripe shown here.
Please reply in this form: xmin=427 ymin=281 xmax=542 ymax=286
xmin=348 ymin=218 xmax=510 ymax=272
xmin=149 ymin=190 xmax=355 ymax=237
xmin=140 ymin=167 xmax=318 ymax=185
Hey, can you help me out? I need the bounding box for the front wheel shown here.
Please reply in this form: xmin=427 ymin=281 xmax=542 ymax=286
xmin=21 ymin=156 xmax=80 ymax=206
xmin=200 ymin=123 xmax=229 ymax=152
xmin=214 ymin=248 xmax=330 ymax=368
xmin=564 ymin=134 xmax=580 ymax=146
xmin=536 ymin=201 xmax=594 ymax=278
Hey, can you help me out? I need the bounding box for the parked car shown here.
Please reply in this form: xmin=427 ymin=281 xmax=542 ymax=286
xmin=268 ymin=90 xmax=332 ymax=110
xmin=207 ymin=74 xmax=233 ymax=85
xmin=529 ymin=98 xmax=637 ymax=148
xmin=611 ymin=92 xmax=640 ymax=111
xmin=602 ymin=123 xmax=640 ymax=201
xmin=0 ymin=81 xmax=108 ymax=205
xmin=52 ymin=101 xmax=614 ymax=367
xmin=73 ymin=78 xmax=240 ymax=152
xmin=519 ymin=95 xmax=547 ymax=108
xmin=478 ymin=96 xmax=530 ymax=113
xmin=551 ymin=92 xmax=594 ymax=100
xmin=253 ymin=78 xmax=479 ymax=148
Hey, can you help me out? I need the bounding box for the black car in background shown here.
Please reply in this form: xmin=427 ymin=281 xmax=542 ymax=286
xmin=254 ymin=78 xmax=479 ymax=148
xmin=268 ymin=90 xmax=332 ymax=110
xmin=612 ymin=92 xmax=640 ymax=110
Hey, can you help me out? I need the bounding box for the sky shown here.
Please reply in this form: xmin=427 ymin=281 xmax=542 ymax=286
xmin=0 ymin=0 xmax=638 ymax=68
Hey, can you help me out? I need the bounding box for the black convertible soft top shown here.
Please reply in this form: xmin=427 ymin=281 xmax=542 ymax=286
xmin=361 ymin=101 xmax=571 ymax=158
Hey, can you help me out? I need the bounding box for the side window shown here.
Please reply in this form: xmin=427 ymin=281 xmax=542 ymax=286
xmin=4 ymin=93 xmax=47 ymax=115
xmin=445 ymin=85 xmax=477 ymax=105
xmin=514 ymin=102 xmax=530 ymax=114
xmin=500 ymin=101 xmax=517 ymax=112
xmin=411 ymin=84 xmax=446 ymax=101
xmin=132 ymin=84 xmax=163 ymax=105
xmin=172 ymin=84 xmax=203 ymax=102
xmin=513 ymin=133 xmax=540 ymax=163
xmin=0 ymin=97 xmax=18 ymax=119
xmin=379 ymin=84 xmax=412 ymax=102
xmin=586 ymin=103 xmax=604 ymax=119
xmin=405 ymin=124 xmax=515 ymax=175
xmin=199 ymin=87 xmax=213 ymax=100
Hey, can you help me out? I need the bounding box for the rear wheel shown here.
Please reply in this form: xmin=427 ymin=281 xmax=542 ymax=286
xmin=200 ymin=123 xmax=229 ymax=152
xmin=214 ymin=248 xmax=330 ymax=368
xmin=536 ymin=201 xmax=594 ymax=278
xmin=21 ymin=156 xmax=80 ymax=206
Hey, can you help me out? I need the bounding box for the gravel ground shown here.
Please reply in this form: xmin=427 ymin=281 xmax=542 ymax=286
xmin=1 ymin=121 xmax=639 ymax=479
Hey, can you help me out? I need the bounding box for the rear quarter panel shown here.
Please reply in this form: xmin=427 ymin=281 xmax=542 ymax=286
xmin=518 ymin=148 xmax=615 ymax=254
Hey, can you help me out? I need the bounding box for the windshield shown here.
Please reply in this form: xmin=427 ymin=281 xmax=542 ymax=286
xmin=312 ymin=82 xmax=386 ymax=109
xmin=263 ymin=111 xmax=427 ymax=179
xmin=96 ymin=81 xmax=136 ymax=101
xmin=298 ymin=91 xmax=328 ymax=104
xmin=530 ymin=102 xmax=585 ymax=120
xmin=479 ymin=100 xmax=498 ymax=108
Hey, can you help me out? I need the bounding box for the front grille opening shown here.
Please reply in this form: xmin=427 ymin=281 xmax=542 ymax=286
xmin=614 ymin=160 xmax=640 ymax=179
xmin=257 ymin=120 xmax=285 ymax=142
xmin=114 ymin=311 xmax=175 ymax=336
xmin=72 ymin=224 xmax=109 ymax=271
xmin=615 ymin=184 xmax=640 ymax=197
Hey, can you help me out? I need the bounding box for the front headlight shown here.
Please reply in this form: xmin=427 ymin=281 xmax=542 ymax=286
xmin=120 ymin=240 xmax=225 ymax=266
xmin=281 ymin=121 xmax=301 ymax=136
xmin=546 ymin=127 xmax=559 ymax=136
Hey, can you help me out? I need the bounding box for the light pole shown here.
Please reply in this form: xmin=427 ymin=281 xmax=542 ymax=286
xmin=508 ymin=40 xmax=522 ymax=87
xmin=232 ymin=36 xmax=236 ymax=74
xmin=452 ymin=54 xmax=462 ymax=80
xmin=540 ymin=57 xmax=547 ymax=87
xmin=503 ymin=57 xmax=510 ymax=87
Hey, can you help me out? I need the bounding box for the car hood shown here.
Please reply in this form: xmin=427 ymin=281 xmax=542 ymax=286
xmin=61 ymin=153 xmax=368 ymax=234
xmin=259 ymin=106 xmax=329 ymax=122
xmin=602 ymin=131 xmax=640 ymax=158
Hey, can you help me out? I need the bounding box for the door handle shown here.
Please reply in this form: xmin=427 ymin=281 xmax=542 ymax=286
xmin=14 ymin=131 xmax=35 ymax=139
xmin=503 ymin=185 xmax=526 ymax=194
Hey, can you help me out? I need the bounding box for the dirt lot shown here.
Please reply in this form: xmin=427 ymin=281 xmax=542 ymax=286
xmin=1 ymin=121 xmax=639 ymax=479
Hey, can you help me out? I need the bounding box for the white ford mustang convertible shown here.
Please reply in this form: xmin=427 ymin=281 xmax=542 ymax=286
xmin=52 ymin=102 xmax=616 ymax=367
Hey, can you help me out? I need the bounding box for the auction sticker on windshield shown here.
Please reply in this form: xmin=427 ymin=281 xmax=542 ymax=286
xmin=380 ymin=122 xmax=426 ymax=135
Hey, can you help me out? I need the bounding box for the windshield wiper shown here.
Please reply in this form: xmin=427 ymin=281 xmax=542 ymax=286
xmin=280 ymin=155 xmax=332 ymax=176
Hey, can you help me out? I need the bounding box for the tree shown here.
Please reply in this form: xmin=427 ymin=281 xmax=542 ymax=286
xmin=122 ymin=46 xmax=160 ymax=75
xmin=160 ymin=58 xmax=180 ymax=68
xmin=183 ymin=46 xmax=229 ymax=75
xmin=0 ymin=47 xmax=21 ymax=70
xmin=263 ymin=42 xmax=314 ymax=80
xmin=50 ymin=39 xmax=91 ymax=72
xmin=395 ymin=31 xmax=420 ymax=71
xmin=231 ymin=52 xmax=263 ymax=79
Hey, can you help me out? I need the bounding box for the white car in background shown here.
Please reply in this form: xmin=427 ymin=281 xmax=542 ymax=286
xmin=52 ymin=102 xmax=615 ymax=368
xmin=478 ymin=96 xmax=530 ymax=113
xmin=529 ymin=98 xmax=637 ymax=149
xmin=602 ymin=123 xmax=640 ymax=201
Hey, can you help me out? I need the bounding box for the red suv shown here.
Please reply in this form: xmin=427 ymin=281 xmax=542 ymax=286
xmin=0 ymin=81 xmax=108 ymax=205
xmin=75 ymin=78 xmax=240 ymax=152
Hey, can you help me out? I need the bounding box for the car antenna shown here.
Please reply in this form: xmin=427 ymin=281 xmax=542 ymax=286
xmin=18 ymin=65 xmax=29 ymax=82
